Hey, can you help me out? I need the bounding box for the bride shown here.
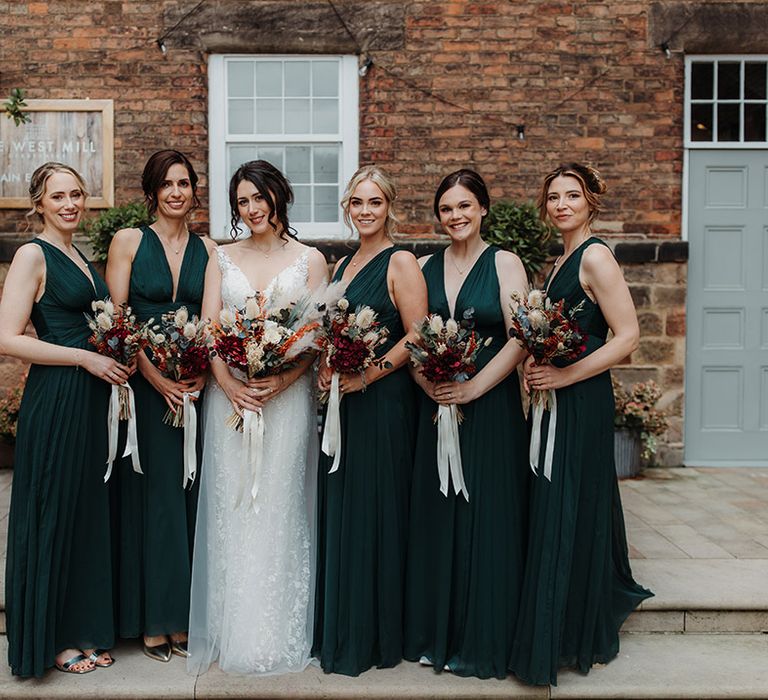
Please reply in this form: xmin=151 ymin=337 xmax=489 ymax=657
xmin=188 ymin=160 xmax=328 ymax=675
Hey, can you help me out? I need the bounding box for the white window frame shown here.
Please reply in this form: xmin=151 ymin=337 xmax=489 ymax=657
xmin=208 ymin=54 xmax=359 ymax=241
xmin=684 ymin=54 xmax=768 ymax=149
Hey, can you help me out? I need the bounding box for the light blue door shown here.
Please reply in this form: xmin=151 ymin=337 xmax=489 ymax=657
xmin=685 ymin=150 xmax=768 ymax=466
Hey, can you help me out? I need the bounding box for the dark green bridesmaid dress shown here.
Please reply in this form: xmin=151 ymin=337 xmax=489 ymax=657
xmin=115 ymin=225 xmax=207 ymax=639
xmin=509 ymin=237 xmax=653 ymax=686
xmin=313 ymin=247 xmax=417 ymax=676
xmin=403 ymin=246 xmax=529 ymax=679
xmin=6 ymin=240 xmax=113 ymax=677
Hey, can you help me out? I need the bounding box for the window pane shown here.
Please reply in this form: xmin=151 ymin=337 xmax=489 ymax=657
xmin=228 ymin=145 xmax=258 ymax=175
xmin=313 ymin=99 xmax=339 ymax=133
xmin=744 ymin=104 xmax=767 ymax=142
xmin=285 ymin=61 xmax=311 ymax=97
xmin=285 ymin=146 xmax=311 ymax=183
xmin=314 ymin=185 xmax=339 ymax=222
xmin=258 ymin=147 xmax=284 ymax=171
xmin=291 ymin=185 xmax=312 ymax=222
xmin=691 ymin=62 xmax=714 ymax=100
xmin=312 ymin=61 xmax=339 ymax=97
xmin=690 ymin=103 xmax=713 ymax=142
xmin=228 ymin=99 xmax=254 ymax=134
xmin=745 ymin=62 xmax=767 ymax=100
xmin=255 ymin=61 xmax=282 ymax=97
xmin=256 ymin=99 xmax=283 ymax=134
xmin=717 ymin=62 xmax=740 ymax=100
xmin=717 ymin=103 xmax=740 ymax=141
xmin=314 ymin=146 xmax=339 ymax=184
xmin=285 ymin=99 xmax=311 ymax=134
xmin=227 ymin=62 xmax=253 ymax=97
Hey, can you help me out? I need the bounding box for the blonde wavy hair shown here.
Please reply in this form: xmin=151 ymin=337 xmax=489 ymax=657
xmin=537 ymin=162 xmax=607 ymax=225
xmin=340 ymin=165 xmax=400 ymax=241
xmin=26 ymin=161 xmax=89 ymax=229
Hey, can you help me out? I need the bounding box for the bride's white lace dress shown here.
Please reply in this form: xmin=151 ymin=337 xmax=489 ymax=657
xmin=188 ymin=247 xmax=317 ymax=675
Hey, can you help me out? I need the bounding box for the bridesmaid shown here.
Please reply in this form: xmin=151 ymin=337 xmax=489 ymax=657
xmin=403 ymin=169 xmax=530 ymax=679
xmin=106 ymin=150 xmax=216 ymax=662
xmin=509 ymin=163 xmax=652 ymax=686
xmin=0 ymin=163 xmax=130 ymax=676
xmin=313 ymin=165 xmax=427 ymax=676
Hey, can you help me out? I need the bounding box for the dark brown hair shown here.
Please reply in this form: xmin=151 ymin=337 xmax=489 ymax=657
xmin=141 ymin=149 xmax=201 ymax=217
xmin=537 ymin=162 xmax=607 ymax=224
xmin=228 ymin=160 xmax=295 ymax=241
xmin=433 ymin=168 xmax=490 ymax=219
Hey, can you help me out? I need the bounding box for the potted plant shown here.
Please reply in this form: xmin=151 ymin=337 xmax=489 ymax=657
xmin=481 ymin=200 xmax=553 ymax=278
xmin=612 ymin=377 xmax=668 ymax=478
xmin=0 ymin=371 xmax=27 ymax=468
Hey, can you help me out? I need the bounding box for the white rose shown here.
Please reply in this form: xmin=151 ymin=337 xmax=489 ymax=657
xmin=92 ymin=300 xmax=105 ymax=312
xmin=174 ymin=307 xmax=188 ymax=327
xmin=362 ymin=331 xmax=378 ymax=345
xmin=103 ymin=300 xmax=115 ymax=317
xmin=219 ymin=308 xmax=235 ymax=327
xmin=263 ymin=328 xmax=282 ymax=345
xmin=356 ymin=307 xmax=375 ymax=329
xmin=153 ymin=333 xmax=166 ymax=345
xmin=337 ymin=298 xmax=349 ymax=312
xmin=96 ymin=312 xmax=112 ymax=331
xmin=183 ymin=322 xmax=197 ymax=340
xmin=445 ymin=318 xmax=459 ymax=337
xmin=429 ymin=314 xmax=444 ymax=335
xmin=245 ymin=296 xmax=260 ymax=320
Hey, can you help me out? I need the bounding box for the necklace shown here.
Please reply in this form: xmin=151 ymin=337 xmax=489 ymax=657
xmin=350 ymin=245 xmax=390 ymax=267
xmin=156 ymin=230 xmax=188 ymax=256
xmin=446 ymin=245 xmax=487 ymax=276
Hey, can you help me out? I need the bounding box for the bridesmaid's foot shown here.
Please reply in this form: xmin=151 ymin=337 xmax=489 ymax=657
xmin=143 ymin=635 xmax=172 ymax=663
xmin=169 ymin=631 xmax=189 ymax=658
xmin=83 ymin=648 xmax=115 ymax=668
xmin=55 ymin=649 xmax=95 ymax=674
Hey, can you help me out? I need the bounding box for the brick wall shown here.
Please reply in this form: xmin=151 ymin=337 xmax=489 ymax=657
xmin=3 ymin=0 xmax=763 ymax=465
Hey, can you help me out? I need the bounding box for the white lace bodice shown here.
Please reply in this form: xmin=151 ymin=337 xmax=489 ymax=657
xmin=216 ymin=246 xmax=310 ymax=310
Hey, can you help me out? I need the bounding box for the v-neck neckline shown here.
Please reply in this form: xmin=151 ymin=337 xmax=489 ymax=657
xmin=545 ymin=236 xmax=594 ymax=296
xmin=338 ymin=245 xmax=394 ymax=287
xmin=441 ymin=245 xmax=491 ymax=320
xmin=37 ymin=238 xmax=97 ymax=295
xmin=220 ymin=246 xmax=309 ymax=297
xmin=146 ymin=226 xmax=193 ymax=303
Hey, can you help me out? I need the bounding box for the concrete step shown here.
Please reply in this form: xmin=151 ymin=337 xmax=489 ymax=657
xmin=0 ymin=634 xmax=767 ymax=698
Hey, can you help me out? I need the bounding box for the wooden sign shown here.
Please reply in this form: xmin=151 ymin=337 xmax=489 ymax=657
xmin=0 ymin=99 xmax=114 ymax=208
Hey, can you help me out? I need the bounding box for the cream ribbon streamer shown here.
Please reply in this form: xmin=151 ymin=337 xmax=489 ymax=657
xmin=235 ymin=408 xmax=265 ymax=509
xmin=321 ymin=371 xmax=343 ymax=474
xmin=436 ymin=403 xmax=469 ymax=501
xmin=182 ymin=390 xmax=200 ymax=489
xmin=529 ymin=389 xmax=557 ymax=481
xmin=104 ymin=383 xmax=142 ymax=482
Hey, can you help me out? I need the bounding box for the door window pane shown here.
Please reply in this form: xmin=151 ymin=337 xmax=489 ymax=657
xmin=744 ymin=104 xmax=766 ymax=142
xmin=690 ymin=103 xmax=713 ymax=142
xmin=691 ymin=62 xmax=714 ymax=100
xmin=745 ymin=62 xmax=767 ymax=100
xmin=717 ymin=62 xmax=741 ymax=100
xmin=717 ymin=103 xmax=740 ymax=141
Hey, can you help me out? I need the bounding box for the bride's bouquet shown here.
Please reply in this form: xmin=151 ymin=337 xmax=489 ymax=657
xmin=320 ymin=298 xmax=390 ymax=474
xmin=406 ymin=312 xmax=490 ymax=501
xmin=210 ymin=282 xmax=344 ymax=506
xmin=508 ymin=289 xmax=586 ymax=480
xmin=146 ymin=307 xmax=210 ymax=488
xmin=85 ymin=299 xmax=149 ymax=480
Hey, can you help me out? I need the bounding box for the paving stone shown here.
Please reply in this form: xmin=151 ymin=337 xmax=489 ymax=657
xmin=685 ymin=610 xmax=768 ymax=633
xmin=622 ymin=610 xmax=684 ymax=633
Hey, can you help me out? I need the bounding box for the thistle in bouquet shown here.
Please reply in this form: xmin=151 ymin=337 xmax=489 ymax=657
xmin=509 ymin=289 xmax=586 ymax=409
xmin=85 ymin=299 xmax=148 ymax=419
xmin=210 ymin=288 xmax=329 ymax=432
xmin=147 ymin=306 xmax=210 ymax=427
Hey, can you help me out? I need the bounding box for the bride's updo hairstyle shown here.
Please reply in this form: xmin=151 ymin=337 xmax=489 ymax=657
xmin=340 ymin=164 xmax=400 ymax=241
xmin=537 ymin=162 xmax=607 ymax=225
xmin=228 ymin=160 xmax=295 ymax=242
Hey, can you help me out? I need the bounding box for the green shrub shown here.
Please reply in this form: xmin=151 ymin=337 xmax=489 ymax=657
xmin=82 ymin=202 xmax=153 ymax=262
xmin=0 ymin=372 xmax=26 ymax=445
xmin=481 ymin=200 xmax=553 ymax=277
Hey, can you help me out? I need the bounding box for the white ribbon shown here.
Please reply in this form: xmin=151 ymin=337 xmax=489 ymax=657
xmin=529 ymin=389 xmax=557 ymax=481
xmin=182 ymin=390 xmax=200 ymax=489
xmin=104 ymin=383 xmax=142 ymax=482
xmin=436 ymin=403 xmax=469 ymax=501
xmin=321 ymin=372 xmax=343 ymax=474
xmin=236 ymin=408 xmax=265 ymax=508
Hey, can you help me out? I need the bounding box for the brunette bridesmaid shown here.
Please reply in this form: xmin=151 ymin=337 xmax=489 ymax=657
xmin=509 ymin=163 xmax=652 ymax=686
xmin=106 ymin=150 xmax=216 ymax=662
